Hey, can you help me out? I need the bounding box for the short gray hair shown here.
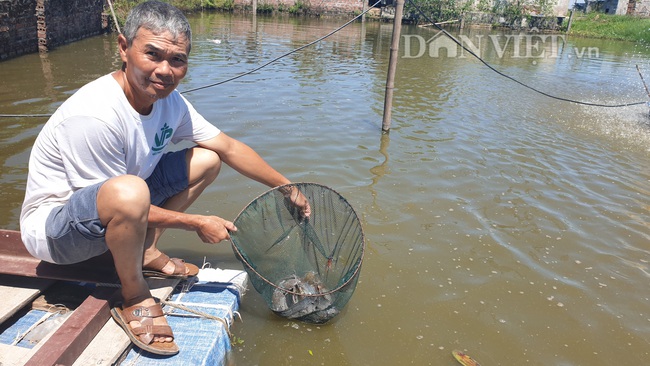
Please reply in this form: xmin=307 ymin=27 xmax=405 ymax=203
xmin=122 ymin=1 xmax=192 ymax=53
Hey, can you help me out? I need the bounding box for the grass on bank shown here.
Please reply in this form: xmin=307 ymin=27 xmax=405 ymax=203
xmin=567 ymin=12 xmax=650 ymax=43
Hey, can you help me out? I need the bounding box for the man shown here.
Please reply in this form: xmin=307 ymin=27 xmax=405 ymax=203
xmin=20 ymin=0 xmax=310 ymax=356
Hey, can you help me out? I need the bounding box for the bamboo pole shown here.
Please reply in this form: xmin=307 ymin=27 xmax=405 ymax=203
xmin=106 ymin=0 xmax=121 ymax=34
xmin=381 ymin=0 xmax=405 ymax=132
xmin=566 ymin=9 xmax=574 ymax=34
xmin=362 ymin=0 xmax=368 ymax=22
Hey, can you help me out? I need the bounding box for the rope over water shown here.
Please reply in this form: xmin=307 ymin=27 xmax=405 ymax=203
xmin=178 ymin=0 xmax=383 ymax=94
xmin=406 ymin=0 xmax=646 ymax=108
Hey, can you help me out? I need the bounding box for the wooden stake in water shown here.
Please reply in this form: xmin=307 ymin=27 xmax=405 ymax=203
xmin=566 ymin=9 xmax=574 ymax=33
xmin=381 ymin=0 xmax=406 ymax=132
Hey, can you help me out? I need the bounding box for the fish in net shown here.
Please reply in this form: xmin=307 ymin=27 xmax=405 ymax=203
xmin=229 ymin=183 xmax=365 ymax=324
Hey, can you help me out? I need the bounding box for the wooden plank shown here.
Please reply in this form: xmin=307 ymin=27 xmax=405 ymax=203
xmin=0 ymin=343 xmax=32 ymax=366
xmin=0 ymin=229 xmax=182 ymax=365
xmin=0 ymin=275 xmax=55 ymax=324
xmin=0 ymin=229 xmax=119 ymax=285
xmin=0 ymin=311 xmax=64 ymax=366
xmin=73 ymin=278 xmax=182 ymax=366
xmin=0 ymin=301 xmax=85 ymax=366
xmin=0 ymin=280 xmax=180 ymax=366
xmin=23 ymin=286 xmax=119 ymax=366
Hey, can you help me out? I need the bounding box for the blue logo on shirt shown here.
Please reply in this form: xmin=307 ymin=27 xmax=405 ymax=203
xmin=152 ymin=123 xmax=173 ymax=154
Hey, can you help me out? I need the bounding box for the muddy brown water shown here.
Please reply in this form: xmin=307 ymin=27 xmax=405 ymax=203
xmin=1 ymin=12 xmax=650 ymax=365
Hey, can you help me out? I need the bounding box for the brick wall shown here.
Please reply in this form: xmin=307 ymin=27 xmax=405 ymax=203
xmin=1 ymin=0 xmax=105 ymax=61
xmin=318 ymin=0 xmax=364 ymax=14
xmin=234 ymin=0 xmax=365 ymax=14
xmin=0 ymin=0 xmax=38 ymax=60
xmin=37 ymin=0 xmax=105 ymax=52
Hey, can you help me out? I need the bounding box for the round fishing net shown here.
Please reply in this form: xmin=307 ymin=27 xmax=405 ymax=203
xmin=229 ymin=183 xmax=365 ymax=324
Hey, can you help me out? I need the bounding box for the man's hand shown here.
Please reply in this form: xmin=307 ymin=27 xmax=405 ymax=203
xmin=282 ymin=186 xmax=312 ymax=218
xmin=194 ymin=215 xmax=237 ymax=243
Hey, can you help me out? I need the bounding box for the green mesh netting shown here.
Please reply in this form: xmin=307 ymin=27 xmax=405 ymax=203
xmin=229 ymin=183 xmax=365 ymax=324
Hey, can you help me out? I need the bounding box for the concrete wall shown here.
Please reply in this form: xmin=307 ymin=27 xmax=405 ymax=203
xmin=631 ymin=0 xmax=650 ymax=15
xmin=1 ymin=0 xmax=105 ymax=61
xmin=591 ymin=0 xmax=650 ymax=15
xmin=553 ymin=0 xmax=570 ymax=16
xmin=601 ymin=0 xmax=625 ymax=13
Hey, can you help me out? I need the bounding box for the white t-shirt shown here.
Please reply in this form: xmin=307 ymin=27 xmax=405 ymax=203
xmin=20 ymin=73 xmax=221 ymax=262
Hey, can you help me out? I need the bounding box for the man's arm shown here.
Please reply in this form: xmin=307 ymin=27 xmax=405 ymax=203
xmin=198 ymin=132 xmax=311 ymax=216
xmin=145 ymin=132 xmax=310 ymax=244
xmin=197 ymin=132 xmax=290 ymax=187
xmin=147 ymin=205 xmax=235 ymax=243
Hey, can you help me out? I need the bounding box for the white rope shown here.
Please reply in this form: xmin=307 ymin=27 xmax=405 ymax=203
xmin=11 ymin=312 xmax=55 ymax=346
xmin=160 ymin=299 xmax=234 ymax=339
xmin=164 ymin=301 xmax=235 ymax=324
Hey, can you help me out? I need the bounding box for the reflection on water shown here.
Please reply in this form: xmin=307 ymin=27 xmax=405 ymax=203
xmin=2 ymin=12 xmax=650 ymax=365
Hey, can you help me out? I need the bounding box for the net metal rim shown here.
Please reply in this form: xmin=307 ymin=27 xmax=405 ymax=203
xmin=229 ymin=182 xmax=365 ymax=298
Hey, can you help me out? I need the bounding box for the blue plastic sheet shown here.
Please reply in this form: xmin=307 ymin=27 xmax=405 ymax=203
xmin=121 ymin=282 xmax=240 ymax=366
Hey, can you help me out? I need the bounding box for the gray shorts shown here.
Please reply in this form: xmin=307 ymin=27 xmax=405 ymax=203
xmin=45 ymin=149 xmax=189 ymax=264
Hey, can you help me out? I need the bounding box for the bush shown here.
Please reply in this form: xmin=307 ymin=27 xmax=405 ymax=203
xmin=288 ymin=0 xmax=308 ymax=14
xmin=406 ymin=0 xmax=472 ymax=23
xmin=257 ymin=2 xmax=275 ymax=14
xmin=203 ymin=0 xmax=235 ymax=11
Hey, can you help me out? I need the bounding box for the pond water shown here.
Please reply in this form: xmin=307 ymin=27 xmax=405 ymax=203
xmin=1 ymin=12 xmax=650 ymax=365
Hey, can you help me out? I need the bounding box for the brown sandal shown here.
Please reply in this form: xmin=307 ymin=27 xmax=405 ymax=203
xmin=143 ymin=252 xmax=199 ymax=279
xmin=110 ymin=301 xmax=179 ymax=356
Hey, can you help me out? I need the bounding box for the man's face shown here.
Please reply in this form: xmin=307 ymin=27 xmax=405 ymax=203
xmin=118 ymin=27 xmax=189 ymax=110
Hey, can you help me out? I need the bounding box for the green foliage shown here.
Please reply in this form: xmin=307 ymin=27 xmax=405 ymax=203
xmin=406 ymin=0 xmax=471 ymax=23
xmin=492 ymin=0 xmax=524 ymax=23
xmin=475 ymin=0 xmax=491 ymax=12
xmin=107 ymin=0 xmax=140 ymax=28
xmin=202 ymin=0 xmax=235 ymax=11
xmin=484 ymin=0 xmax=553 ymax=25
xmin=288 ymin=0 xmax=308 ymax=14
xmin=534 ymin=0 xmax=554 ymax=15
xmin=257 ymin=2 xmax=275 ymax=14
xmin=569 ymin=13 xmax=650 ymax=43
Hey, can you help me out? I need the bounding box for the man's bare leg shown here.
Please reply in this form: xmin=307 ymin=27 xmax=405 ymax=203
xmin=142 ymin=147 xmax=222 ymax=274
xmin=98 ymin=175 xmax=172 ymax=343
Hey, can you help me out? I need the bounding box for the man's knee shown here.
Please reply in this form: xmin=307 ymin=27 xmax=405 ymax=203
xmin=187 ymin=147 xmax=221 ymax=183
xmin=97 ymin=175 xmax=150 ymax=223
